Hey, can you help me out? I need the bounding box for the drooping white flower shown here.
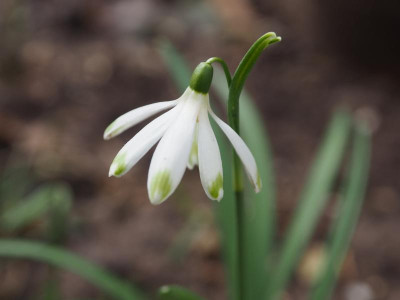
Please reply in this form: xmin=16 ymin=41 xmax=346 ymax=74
xmin=104 ymin=62 xmax=261 ymax=205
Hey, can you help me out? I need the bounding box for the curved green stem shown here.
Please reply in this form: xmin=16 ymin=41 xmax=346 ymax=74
xmin=206 ymin=57 xmax=232 ymax=87
xmin=227 ymin=32 xmax=281 ymax=300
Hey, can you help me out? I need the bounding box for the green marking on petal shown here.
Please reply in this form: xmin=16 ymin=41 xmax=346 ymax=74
xmin=257 ymin=172 xmax=262 ymax=190
xmin=104 ymin=121 xmax=127 ymax=139
xmin=250 ymin=172 xmax=262 ymax=192
xmin=106 ymin=121 xmax=115 ymax=131
xmin=150 ymin=170 xmax=172 ymax=202
xmin=112 ymin=153 xmax=127 ymax=176
xmin=105 ymin=121 xmax=116 ymax=135
xmin=208 ymin=173 xmax=223 ymax=199
xmin=188 ymin=140 xmax=198 ymax=168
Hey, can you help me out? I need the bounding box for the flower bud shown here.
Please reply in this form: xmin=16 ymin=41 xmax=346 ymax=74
xmin=189 ymin=62 xmax=213 ymax=94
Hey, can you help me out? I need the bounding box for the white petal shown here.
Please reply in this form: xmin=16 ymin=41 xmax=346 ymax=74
xmin=209 ymin=108 xmax=261 ymax=193
xmin=109 ymin=104 xmax=182 ymax=177
xmin=198 ymin=106 xmax=223 ymax=201
xmin=103 ymin=91 xmax=191 ymax=140
xmin=187 ymin=124 xmax=199 ymax=170
xmin=147 ymin=90 xmax=204 ymax=205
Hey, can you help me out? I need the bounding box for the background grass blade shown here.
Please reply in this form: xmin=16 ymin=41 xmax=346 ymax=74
xmin=157 ymin=39 xmax=190 ymax=91
xmin=266 ymin=110 xmax=351 ymax=300
xmin=0 ymin=183 xmax=72 ymax=233
xmin=158 ymin=285 xmax=205 ymax=300
xmin=157 ymin=40 xmax=239 ymax=300
xmin=309 ymin=121 xmax=371 ymax=300
xmin=213 ymin=68 xmax=277 ymax=299
xmin=0 ymin=239 xmax=146 ymax=300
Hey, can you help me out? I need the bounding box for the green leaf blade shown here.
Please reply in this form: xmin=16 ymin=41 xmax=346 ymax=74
xmin=309 ymin=121 xmax=371 ymax=300
xmin=0 ymin=239 xmax=146 ymax=300
xmin=266 ymin=110 xmax=352 ymax=300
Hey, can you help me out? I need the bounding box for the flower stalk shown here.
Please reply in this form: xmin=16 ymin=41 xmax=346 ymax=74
xmin=206 ymin=57 xmax=232 ymax=87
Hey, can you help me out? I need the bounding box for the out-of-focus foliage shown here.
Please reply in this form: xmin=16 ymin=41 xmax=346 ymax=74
xmin=0 ymin=239 xmax=147 ymax=300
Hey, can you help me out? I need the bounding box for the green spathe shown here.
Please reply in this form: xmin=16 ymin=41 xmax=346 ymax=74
xmin=189 ymin=62 xmax=213 ymax=94
xmin=150 ymin=171 xmax=172 ymax=204
xmin=208 ymin=173 xmax=223 ymax=199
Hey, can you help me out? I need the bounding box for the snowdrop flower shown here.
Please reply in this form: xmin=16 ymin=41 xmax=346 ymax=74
xmin=104 ymin=62 xmax=261 ymax=205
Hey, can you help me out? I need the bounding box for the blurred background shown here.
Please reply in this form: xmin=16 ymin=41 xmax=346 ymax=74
xmin=0 ymin=0 xmax=399 ymax=299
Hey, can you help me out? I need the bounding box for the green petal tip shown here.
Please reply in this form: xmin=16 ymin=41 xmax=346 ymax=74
xmin=149 ymin=170 xmax=172 ymax=204
xmin=208 ymin=173 xmax=223 ymax=200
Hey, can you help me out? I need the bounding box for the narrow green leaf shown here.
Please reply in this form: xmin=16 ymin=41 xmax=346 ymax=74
xmin=266 ymin=110 xmax=352 ymax=300
xmin=213 ymin=68 xmax=276 ymax=300
xmin=157 ymin=39 xmax=190 ymax=92
xmin=157 ymin=40 xmax=239 ymax=300
xmin=0 ymin=239 xmax=146 ymax=300
xmin=158 ymin=285 xmax=205 ymax=300
xmin=309 ymin=121 xmax=371 ymax=300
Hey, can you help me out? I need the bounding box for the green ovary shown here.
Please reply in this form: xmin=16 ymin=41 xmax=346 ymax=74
xmin=150 ymin=171 xmax=172 ymax=201
xmin=208 ymin=173 xmax=223 ymax=199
